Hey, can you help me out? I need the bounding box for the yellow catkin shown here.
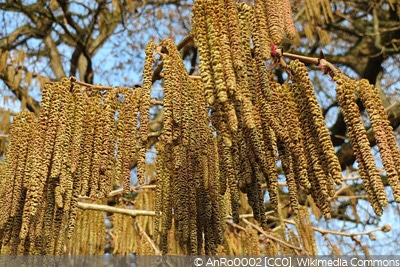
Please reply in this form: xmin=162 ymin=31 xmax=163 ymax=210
xmin=243 ymin=226 xmax=260 ymax=255
xmin=120 ymin=89 xmax=135 ymax=192
xmin=99 ymin=89 xmax=118 ymax=196
xmin=49 ymin=85 xmax=67 ymax=181
xmin=204 ymin=0 xmax=228 ymax=104
xmin=208 ymin=0 xmax=237 ymax=100
xmin=192 ymin=0 xmax=216 ymax=105
xmin=247 ymin=2 xmax=271 ymax=60
xmin=0 ymin=109 xmax=11 ymax=158
xmin=295 ymin=206 xmax=317 ymax=255
xmin=238 ymin=2 xmax=259 ymax=106
xmin=334 ymin=74 xmax=387 ymax=215
xmin=236 ymin=127 xmax=253 ymax=191
xmin=223 ymin=144 xmax=240 ymax=223
xmin=287 ymin=61 xmax=343 ymax=218
xmin=282 ymin=0 xmax=296 ymax=40
xmin=67 ymin=198 xmax=78 ymax=239
xmin=290 ymin=60 xmax=342 ymax=187
xmin=251 ymin=60 xmax=280 ymax=211
xmin=280 ymin=83 xmax=310 ymax=191
xmin=0 ymin=111 xmax=34 ymax=254
xmin=248 ymin=164 xmax=268 ymax=227
xmin=357 ymin=79 xmax=400 ymax=201
xmin=112 ymin=204 xmax=137 ymax=255
xmin=59 ymin=79 xmax=75 ymax=210
xmin=264 ymin=0 xmax=284 ymax=45
xmin=223 ymin=0 xmax=245 ymax=76
xmin=115 ymin=88 xmax=127 ymax=188
xmin=154 ymin=142 xmax=164 ymax=245
xmin=70 ymin=84 xmax=85 ymax=175
xmin=66 ymin=205 xmax=105 ymax=255
xmin=138 ymin=41 xmax=156 ymax=185
xmin=20 ymin=81 xmax=61 ymax=240
xmin=79 ymin=91 xmax=98 ymax=196
xmin=279 ymin=150 xmax=299 ymax=216
xmin=89 ymin=91 xmax=103 ymax=197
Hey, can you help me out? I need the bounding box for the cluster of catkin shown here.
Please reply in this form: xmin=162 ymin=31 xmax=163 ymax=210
xmin=154 ymin=38 xmax=226 ymax=255
xmin=65 ymin=203 xmax=105 ymax=255
xmin=1 ymin=0 xmax=399 ymax=257
xmin=0 ymin=48 xmax=154 ymax=253
xmin=192 ymin=0 xmax=342 ymax=227
xmin=334 ymin=73 xmax=400 ymax=215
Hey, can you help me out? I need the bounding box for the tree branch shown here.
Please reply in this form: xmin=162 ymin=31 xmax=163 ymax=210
xmin=0 ymin=71 xmax=40 ymax=113
xmin=77 ymin=202 xmax=156 ymax=217
xmin=241 ymin=218 xmax=304 ymax=254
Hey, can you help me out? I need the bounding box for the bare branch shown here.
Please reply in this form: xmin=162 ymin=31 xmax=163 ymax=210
xmin=241 ymin=218 xmax=304 ymax=254
xmin=77 ymin=202 xmax=156 ymax=217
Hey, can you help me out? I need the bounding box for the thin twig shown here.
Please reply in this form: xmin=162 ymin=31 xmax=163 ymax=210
xmin=107 ymin=184 xmax=157 ymax=197
xmin=226 ymin=220 xmax=247 ymax=232
xmin=151 ymin=100 xmax=163 ymax=106
xmin=312 ymin=226 xmax=385 ymax=237
xmin=264 ymin=215 xmax=388 ymax=237
xmin=275 ymin=49 xmax=341 ymax=77
xmin=135 ymin=221 xmax=162 ymax=255
xmin=70 ymin=76 xmax=118 ymax=90
xmin=241 ymin=217 xmax=304 ymax=254
xmin=77 ymin=202 xmax=156 ymax=217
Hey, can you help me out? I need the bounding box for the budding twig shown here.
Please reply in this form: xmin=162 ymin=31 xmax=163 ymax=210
xmin=273 ymin=48 xmax=340 ymax=77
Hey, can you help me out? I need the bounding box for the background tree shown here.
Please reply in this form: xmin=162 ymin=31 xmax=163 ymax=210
xmin=0 ymin=0 xmax=399 ymax=256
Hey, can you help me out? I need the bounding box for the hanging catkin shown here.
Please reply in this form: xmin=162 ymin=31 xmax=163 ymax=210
xmin=138 ymin=41 xmax=156 ymax=185
xmin=99 ymin=89 xmax=118 ymax=196
xmin=264 ymin=0 xmax=284 ymax=45
xmin=357 ymin=79 xmax=400 ymax=202
xmin=334 ymin=73 xmax=387 ymax=215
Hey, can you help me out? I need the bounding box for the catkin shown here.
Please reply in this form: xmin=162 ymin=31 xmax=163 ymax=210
xmin=357 ymin=79 xmax=400 ymax=201
xmin=264 ymin=0 xmax=284 ymax=45
xmin=138 ymin=41 xmax=156 ymax=185
xmin=192 ymin=0 xmax=216 ymax=105
xmin=334 ymin=74 xmax=387 ymax=215
xmin=282 ymin=0 xmax=296 ymax=39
